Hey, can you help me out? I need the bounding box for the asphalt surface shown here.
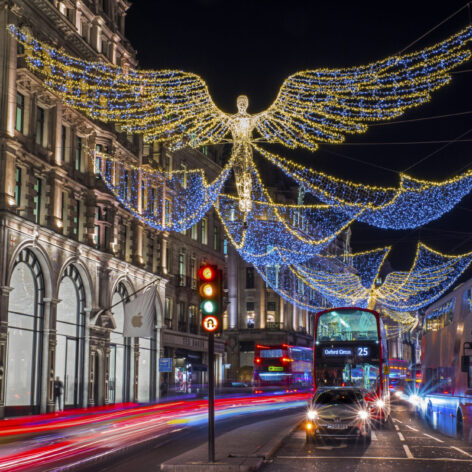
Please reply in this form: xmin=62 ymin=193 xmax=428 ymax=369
xmin=261 ymin=402 xmax=472 ymax=471
xmin=75 ymin=406 xmax=304 ymax=472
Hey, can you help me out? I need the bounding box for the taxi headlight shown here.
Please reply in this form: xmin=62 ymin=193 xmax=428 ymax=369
xmin=357 ymin=410 xmax=370 ymax=420
xmin=307 ymin=410 xmax=318 ymax=421
xmin=376 ymin=399 xmax=385 ymax=409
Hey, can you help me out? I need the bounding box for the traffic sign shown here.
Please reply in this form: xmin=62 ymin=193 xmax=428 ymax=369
xmin=159 ymin=357 xmax=172 ymax=372
xmin=202 ymin=315 xmax=219 ymax=333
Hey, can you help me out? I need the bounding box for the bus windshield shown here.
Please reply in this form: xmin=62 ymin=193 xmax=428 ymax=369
xmin=317 ymin=309 xmax=378 ymax=341
xmin=315 ymin=361 xmax=380 ymax=392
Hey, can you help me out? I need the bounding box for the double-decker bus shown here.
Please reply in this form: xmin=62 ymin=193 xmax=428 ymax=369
xmin=389 ymin=358 xmax=408 ymax=394
xmin=314 ymin=307 xmax=390 ymax=422
xmin=253 ymin=344 xmax=313 ymax=392
xmin=419 ymin=280 xmax=472 ymax=440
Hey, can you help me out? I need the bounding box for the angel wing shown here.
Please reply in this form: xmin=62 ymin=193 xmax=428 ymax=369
xmin=257 ymin=26 xmax=472 ymax=150
xmin=9 ymin=25 xmax=228 ymax=150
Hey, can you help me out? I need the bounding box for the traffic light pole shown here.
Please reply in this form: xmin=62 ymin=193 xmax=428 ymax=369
xmin=208 ymin=332 xmax=215 ymax=462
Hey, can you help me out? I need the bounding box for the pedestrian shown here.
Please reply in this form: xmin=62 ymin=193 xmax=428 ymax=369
xmin=54 ymin=376 xmax=64 ymax=411
xmin=160 ymin=379 xmax=168 ymax=398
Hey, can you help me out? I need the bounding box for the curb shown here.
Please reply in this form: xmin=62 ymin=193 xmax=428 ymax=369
xmin=160 ymin=418 xmax=304 ymax=471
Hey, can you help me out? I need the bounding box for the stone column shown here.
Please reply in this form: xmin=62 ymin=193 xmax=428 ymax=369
xmin=0 ymin=11 xmax=17 ymax=139
xmin=83 ymin=307 xmax=91 ymax=407
xmin=0 ymin=286 xmax=12 ymax=419
xmin=42 ymin=298 xmax=60 ymax=413
xmin=161 ymin=234 xmax=168 ymax=274
xmin=0 ymin=140 xmax=20 ymax=212
xmin=47 ymin=169 xmax=67 ymax=233
xmin=292 ymin=303 xmax=297 ymax=331
xmin=131 ymin=222 xmax=144 ymax=266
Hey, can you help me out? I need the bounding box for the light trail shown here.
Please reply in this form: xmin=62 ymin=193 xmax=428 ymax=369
xmin=0 ymin=393 xmax=309 ymax=471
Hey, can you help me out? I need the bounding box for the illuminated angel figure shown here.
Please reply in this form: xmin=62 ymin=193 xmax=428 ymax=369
xmin=9 ymin=25 xmax=472 ymax=215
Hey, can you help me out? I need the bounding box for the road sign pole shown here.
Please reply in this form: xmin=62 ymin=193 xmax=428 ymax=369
xmin=208 ymin=331 xmax=215 ymax=462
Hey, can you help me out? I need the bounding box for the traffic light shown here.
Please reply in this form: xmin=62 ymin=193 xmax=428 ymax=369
xmin=198 ymin=264 xmax=222 ymax=333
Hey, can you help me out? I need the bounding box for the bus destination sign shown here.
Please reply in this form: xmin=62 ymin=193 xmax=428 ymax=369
xmin=322 ymin=346 xmax=371 ymax=357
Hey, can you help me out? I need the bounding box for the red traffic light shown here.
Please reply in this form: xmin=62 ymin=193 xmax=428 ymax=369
xmin=199 ymin=265 xmax=216 ymax=281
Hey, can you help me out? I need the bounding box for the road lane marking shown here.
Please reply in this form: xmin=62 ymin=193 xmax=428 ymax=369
xmin=423 ymin=433 xmax=444 ymax=443
xmin=394 ymin=424 xmax=400 ymax=431
xmin=393 ymin=418 xmax=402 ymax=423
xmin=451 ymin=446 xmax=472 ymax=458
xmin=276 ymin=456 xmax=472 ymax=462
xmin=398 ymin=432 xmax=405 ymax=441
xmin=405 ymin=425 xmax=419 ymax=432
xmin=403 ymin=445 xmax=414 ymax=459
xmin=371 ymin=430 xmax=378 ymax=441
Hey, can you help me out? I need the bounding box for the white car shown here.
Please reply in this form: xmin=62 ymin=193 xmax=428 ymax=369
xmin=306 ymin=387 xmax=372 ymax=444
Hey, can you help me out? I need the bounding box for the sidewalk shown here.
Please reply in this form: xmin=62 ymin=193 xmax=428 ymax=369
xmin=160 ymin=411 xmax=304 ymax=472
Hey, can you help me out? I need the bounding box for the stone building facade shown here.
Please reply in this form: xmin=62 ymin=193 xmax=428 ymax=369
xmin=0 ymin=0 xmax=224 ymax=417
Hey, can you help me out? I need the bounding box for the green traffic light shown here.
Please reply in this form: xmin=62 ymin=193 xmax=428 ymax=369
xmin=201 ymin=300 xmax=216 ymax=314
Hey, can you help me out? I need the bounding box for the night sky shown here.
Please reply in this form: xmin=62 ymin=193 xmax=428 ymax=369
xmin=126 ymin=1 xmax=472 ymax=274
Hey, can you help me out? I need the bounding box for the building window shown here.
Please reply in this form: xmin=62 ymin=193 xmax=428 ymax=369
xmin=164 ymin=155 xmax=172 ymax=172
xmin=123 ymin=169 xmax=129 ymax=199
xmin=267 ymin=301 xmax=276 ymax=325
xmin=165 ymin=297 xmax=173 ymax=329
xmin=246 ymin=302 xmax=255 ymax=328
xmin=16 ymin=92 xmax=24 ymax=133
xmin=180 ymin=162 xmax=187 ymax=188
xmin=6 ymin=249 xmax=45 ymax=409
xmin=56 ymin=265 xmax=86 ymax=407
xmin=164 ymin=199 xmax=172 ymax=225
xmin=73 ymin=199 xmax=80 ymax=237
xmin=61 ymin=126 xmax=67 ymax=162
xmin=213 ymin=225 xmax=219 ymax=251
xmin=223 ymin=238 xmax=228 ymax=255
xmin=94 ymin=225 xmax=100 ymax=248
xmin=189 ymin=305 xmax=198 ymax=334
xmin=201 ymin=218 xmax=208 ymax=245
xmin=246 ymin=267 xmax=254 ymax=289
xmin=178 ymin=251 xmax=186 ymax=286
xmin=190 ymin=257 xmax=197 ymax=289
xmin=33 ymin=178 xmax=42 ymax=224
xmin=14 ymin=167 xmax=21 ymax=206
xmin=177 ymin=302 xmax=186 ymax=332
xmin=75 ymin=137 xmax=82 ymax=171
xmin=35 ymin=106 xmax=45 ymax=146
xmin=110 ymin=283 xmax=133 ymax=403
xmin=201 ymin=146 xmax=208 ymax=156
xmin=191 ymin=223 xmax=198 ymax=240
xmin=95 ymin=144 xmax=103 ymax=177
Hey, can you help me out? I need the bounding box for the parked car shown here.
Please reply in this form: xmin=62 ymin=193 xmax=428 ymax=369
xmin=305 ymin=387 xmax=372 ymax=444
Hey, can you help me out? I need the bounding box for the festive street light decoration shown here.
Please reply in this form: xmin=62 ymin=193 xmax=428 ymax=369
xmin=255 ymin=145 xmax=472 ymax=230
xmin=9 ymin=24 xmax=472 ymax=216
xmin=9 ymin=24 xmax=472 ymax=319
xmin=95 ymin=149 xmax=233 ymax=232
xmin=256 ymin=243 xmax=472 ymax=314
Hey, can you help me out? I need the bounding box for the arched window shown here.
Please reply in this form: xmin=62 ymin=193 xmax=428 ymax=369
xmin=56 ymin=265 xmax=85 ymax=408
xmin=6 ymin=249 xmax=44 ymax=412
xmin=110 ymin=282 xmax=133 ymax=403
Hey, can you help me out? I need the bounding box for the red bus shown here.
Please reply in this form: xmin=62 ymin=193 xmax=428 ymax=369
xmin=314 ymin=307 xmax=391 ymax=422
xmin=253 ymin=344 xmax=313 ymax=392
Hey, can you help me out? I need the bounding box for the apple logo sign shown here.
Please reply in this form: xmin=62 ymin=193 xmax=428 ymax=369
xmin=131 ymin=313 xmax=143 ymax=327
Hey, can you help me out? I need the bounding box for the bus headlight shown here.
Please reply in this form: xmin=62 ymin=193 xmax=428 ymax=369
xmin=358 ymin=410 xmax=370 ymax=420
xmin=376 ymin=399 xmax=385 ymax=409
xmin=307 ymin=410 xmax=318 ymax=421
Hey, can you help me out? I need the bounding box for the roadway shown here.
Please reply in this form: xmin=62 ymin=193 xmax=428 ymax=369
xmin=263 ymin=401 xmax=472 ymax=472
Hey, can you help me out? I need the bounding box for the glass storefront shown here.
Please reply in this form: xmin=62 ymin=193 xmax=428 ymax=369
xmin=110 ymin=283 xmax=132 ymax=403
xmin=6 ymin=249 xmax=44 ymax=411
xmin=56 ymin=265 xmax=85 ymax=408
